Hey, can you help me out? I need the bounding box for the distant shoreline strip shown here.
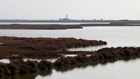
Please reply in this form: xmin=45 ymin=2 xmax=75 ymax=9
xmin=0 ymin=24 xmax=82 ymax=30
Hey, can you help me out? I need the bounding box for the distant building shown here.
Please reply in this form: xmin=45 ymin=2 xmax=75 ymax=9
xmin=59 ymin=15 xmax=70 ymax=21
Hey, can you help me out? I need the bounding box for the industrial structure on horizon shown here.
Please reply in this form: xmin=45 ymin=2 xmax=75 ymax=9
xmin=59 ymin=15 xmax=70 ymax=21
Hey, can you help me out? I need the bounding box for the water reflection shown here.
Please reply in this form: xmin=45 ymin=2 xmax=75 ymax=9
xmin=36 ymin=58 xmax=140 ymax=79
xmin=0 ymin=73 xmax=37 ymax=79
xmin=0 ymin=67 xmax=53 ymax=79
xmin=0 ymin=58 xmax=139 ymax=79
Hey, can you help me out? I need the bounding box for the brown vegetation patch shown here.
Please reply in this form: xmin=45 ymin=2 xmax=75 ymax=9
xmin=0 ymin=36 xmax=107 ymax=58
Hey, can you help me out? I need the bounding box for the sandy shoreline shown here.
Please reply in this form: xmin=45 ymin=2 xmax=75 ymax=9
xmin=0 ymin=24 xmax=82 ymax=30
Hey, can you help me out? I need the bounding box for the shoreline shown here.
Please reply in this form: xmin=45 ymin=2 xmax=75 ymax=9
xmin=0 ymin=24 xmax=82 ymax=30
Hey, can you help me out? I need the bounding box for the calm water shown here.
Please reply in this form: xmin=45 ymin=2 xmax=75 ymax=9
xmin=0 ymin=26 xmax=140 ymax=51
xmin=0 ymin=26 xmax=140 ymax=79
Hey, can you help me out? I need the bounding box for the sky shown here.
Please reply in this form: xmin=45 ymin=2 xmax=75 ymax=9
xmin=0 ymin=0 xmax=140 ymax=20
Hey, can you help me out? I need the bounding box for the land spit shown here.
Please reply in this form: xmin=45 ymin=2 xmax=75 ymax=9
xmin=0 ymin=36 xmax=107 ymax=58
xmin=0 ymin=24 xmax=82 ymax=30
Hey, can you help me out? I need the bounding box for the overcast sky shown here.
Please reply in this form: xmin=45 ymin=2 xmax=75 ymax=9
xmin=0 ymin=0 xmax=140 ymax=20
